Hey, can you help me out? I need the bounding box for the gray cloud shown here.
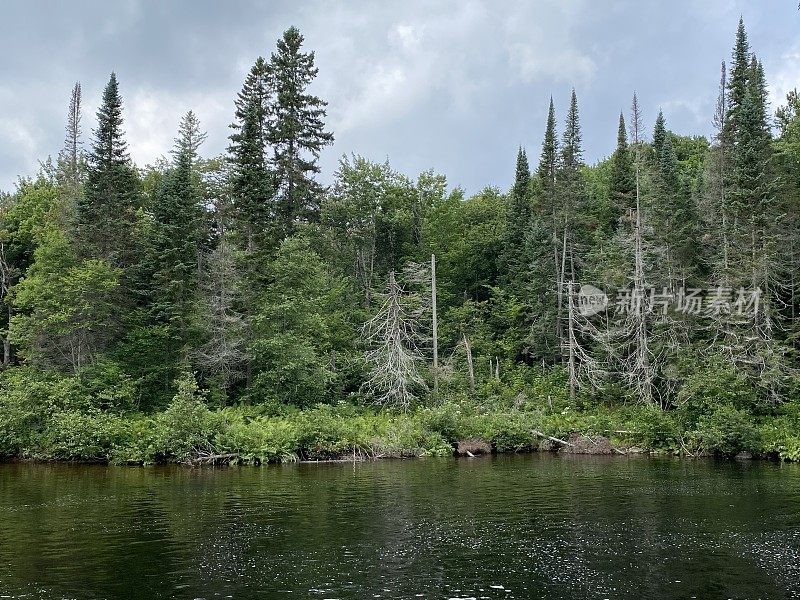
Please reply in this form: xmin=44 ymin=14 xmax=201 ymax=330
xmin=1 ymin=0 xmax=797 ymax=194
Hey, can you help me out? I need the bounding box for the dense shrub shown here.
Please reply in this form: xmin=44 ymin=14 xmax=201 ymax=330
xmin=693 ymin=405 xmax=762 ymax=457
xmin=41 ymin=410 xmax=125 ymax=461
xmin=152 ymin=372 xmax=217 ymax=462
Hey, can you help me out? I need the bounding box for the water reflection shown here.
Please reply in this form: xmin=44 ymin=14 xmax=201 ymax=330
xmin=0 ymin=456 xmax=798 ymax=599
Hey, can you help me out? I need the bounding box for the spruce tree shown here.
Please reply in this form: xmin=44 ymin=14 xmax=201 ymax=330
xmin=557 ymin=88 xmax=586 ymax=272
xmin=150 ymin=130 xmax=205 ymax=339
xmin=609 ymin=112 xmax=635 ymax=216
xmin=78 ymin=73 xmax=141 ymax=268
xmin=536 ymin=97 xmax=559 ymax=288
xmin=561 ymin=90 xmax=583 ymax=172
xmin=537 ymin=97 xmax=558 ymax=189
xmin=173 ymin=110 xmax=208 ymax=166
xmin=652 ymin=109 xmax=666 ymax=163
xmin=228 ymin=57 xmax=276 ymax=252
xmin=553 ymin=90 xmax=587 ymax=364
xmin=500 ymin=147 xmax=531 ymax=291
xmin=725 ymin=17 xmax=751 ymax=142
xmin=58 ymin=82 xmax=84 ymax=188
xmin=268 ymin=26 xmax=333 ymax=237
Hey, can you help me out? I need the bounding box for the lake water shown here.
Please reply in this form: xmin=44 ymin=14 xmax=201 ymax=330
xmin=1 ymin=455 xmax=799 ymax=599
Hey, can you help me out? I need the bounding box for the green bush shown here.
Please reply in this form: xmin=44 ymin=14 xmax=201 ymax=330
xmin=623 ymin=406 xmax=680 ymax=450
xmin=378 ymin=417 xmax=451 ymax=457
xmin=214 ymin=414 xmax=300 ymax=463
xmin=676 ymin=356 xmax=758 ymax=424
xmin=474 ymin=411 xmax=539 ymax=452
xmin=153 ymin=372 xmax=218 ymax=462
xmin=693 ymin=405 xmax=761 ymax=456
xmin=42 ymin=410 xmax=125 ymax=461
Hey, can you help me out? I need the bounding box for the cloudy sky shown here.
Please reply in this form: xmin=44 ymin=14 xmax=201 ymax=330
xmin=1 ymin=0 xmax=798 ymax=195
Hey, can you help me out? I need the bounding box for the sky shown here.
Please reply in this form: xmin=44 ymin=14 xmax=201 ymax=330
xmin=1 ymin=0 xmax=798 ymax=195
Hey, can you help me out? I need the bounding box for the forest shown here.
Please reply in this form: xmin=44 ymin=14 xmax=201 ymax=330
xmin=0 ymin=20 xmax=799 ymax=465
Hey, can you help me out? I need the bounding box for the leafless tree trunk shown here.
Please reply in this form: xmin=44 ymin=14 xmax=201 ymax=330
xmin=0 ymin=242 xmax=13 ymax=367
xmin=63 ymin=82 xmax=82 ymax=187
xmin=567 ymin=281 xmax=577 ymax=402
xmin=431 ymin=253 xmax=438 ymax=394
xmin=463 ymin=333 xmax=475 ymax=392
xmin=362 ymin=271 xmax=428 ymax=410
xmin=627 ymin=94 xmax=655 ymax=405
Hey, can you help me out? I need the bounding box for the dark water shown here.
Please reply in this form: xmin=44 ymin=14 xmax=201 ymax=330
xmin=1 ymin=456 xmax=799 ymax=600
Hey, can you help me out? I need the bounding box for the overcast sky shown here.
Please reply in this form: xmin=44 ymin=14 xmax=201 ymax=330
xmin=1 ymin=0 xmax=798 ymax=195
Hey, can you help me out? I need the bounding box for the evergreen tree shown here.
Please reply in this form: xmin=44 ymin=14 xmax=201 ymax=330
xmin=249 ymin=236 xmax=341 ymax=406
xmin=78 ymin=73 xmax=141 ymax=267
xmin=652 ymin=109 xmax=666 ymax=162
xmin=228 ymin=57 xmax=276 ymax=252
xmin=553 ymin=89 xmax=587 ymax=365
xmin=268 ymin=26 xmax=333 ymax=237
xmin=609 ymin=112 xmax=635 ymax=216
xmin=58 ymin=82 xmax=84 ymax=189
xmin=556 ymin=88 xmax=586 ymax=281
xmin=537 ymin=97 xmax=558 ymax=189
xmin=725 ymin=17 xmax=751 ymax=141
xmin=561 ymin=90 xmax=583 ymax=173
xmin=149 ymin=133 xmax=205 ymax=346
xmin=500 ymin=147 xmax=531 ymax=288
xmin=173 ymin=110 xmax=208 ymax=167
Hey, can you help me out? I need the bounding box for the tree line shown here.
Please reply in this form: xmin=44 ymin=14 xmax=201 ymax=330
xmin=0 ymin=20 xmax=798 ymax=420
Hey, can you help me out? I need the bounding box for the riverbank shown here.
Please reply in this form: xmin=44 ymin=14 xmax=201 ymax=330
xmin=2 ymin=395 xmax=800 ymax=465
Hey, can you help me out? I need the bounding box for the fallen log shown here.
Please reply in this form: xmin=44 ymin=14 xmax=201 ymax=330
xmin=191 ymin=452 xmax=240 ymax=465
xmin=532 ymin=430 xmax=575 ymax=448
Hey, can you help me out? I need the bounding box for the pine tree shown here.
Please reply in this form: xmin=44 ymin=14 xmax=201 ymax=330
xmin=499 ymin=147 xmax=533 ymax=362
xmin=652 ymin=109 xmax=666 ymax=163
xmin=228 ymin=57 xmax=276 ymax=252
xmin=78 ymin=73 xmax=141 ymax=267
xmin=653 ymin=133 xmax=699 ymax=289
xmin=537 ymin=97 xmax=558 ymax=189
xmin=609 ymin=112 xmax=635 ymax=216
xmin=725 ymin=17 xmax=751 ymax=142
xmin=150 ymin=129 xmax=205 ymax=343
xmin=269 ymin=26 xmax=333 ymax=237
xmin=173 ymin=110 xmax=208 ymax=166
xmin=500 ymin=147 xmax=531 ymax=288
xmin=561 ymin=90 xmax=583 ymax=173
xmin=554 ymin=89 xmax=587 ymax=365
xmin=556 ymin=88 xmax=585 ymax=282
xmin=533 ymin=98 xmax=561 ymax=362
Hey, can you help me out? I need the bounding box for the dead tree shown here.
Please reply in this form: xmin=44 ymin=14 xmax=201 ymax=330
xmin=362 ymin=271 xmax=428 ymax=410
xmin=431 ymin=253 xmax=438 ymax=394
xmin=623 ymin=94 xmax=656 ymax=405
xmin=463 ymin=333 xmax=475 ymax=392
xmin=0 ymin=241 xmax=14 ymax=367
xmin=192 ymin=238 xmax=248 ymax=397
xmin=564 ymin=281 xmax=613 ymax=401
xmin=59 ymin=82 xmax=83 ymax=188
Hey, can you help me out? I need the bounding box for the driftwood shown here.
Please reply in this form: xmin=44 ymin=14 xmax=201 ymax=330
xmin=532 ymin=430 xmax=575 ymax=448
xmin=189 ymin=452 xmax=240 ymax=465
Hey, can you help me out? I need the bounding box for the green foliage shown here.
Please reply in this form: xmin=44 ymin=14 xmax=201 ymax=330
xmin=248 ymin=236 xmax=346 ymax=406
xmin=676 ymin=355 xmax=759 ymax=424
xmin=0 ymin=21 xmax=798 ymax=467
xmin=421 ymin=187 xmax=505 ymax=306
xmin=214 ymin=415 xmax=300 ymax=463
xmin=42 ymin=410 xmax=125 ymax=461
xmin=622 ymin=406 xmax=680 ymax=450
xmin=269 ymin=26 xmax=334 ymax=233
xmin=693 ymin=405 xmax=761 ymax=457
xmin=78 ymin=72 xmax=142 ymax=267
xmin=153 ymin=372 xmax=215 ymax=462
